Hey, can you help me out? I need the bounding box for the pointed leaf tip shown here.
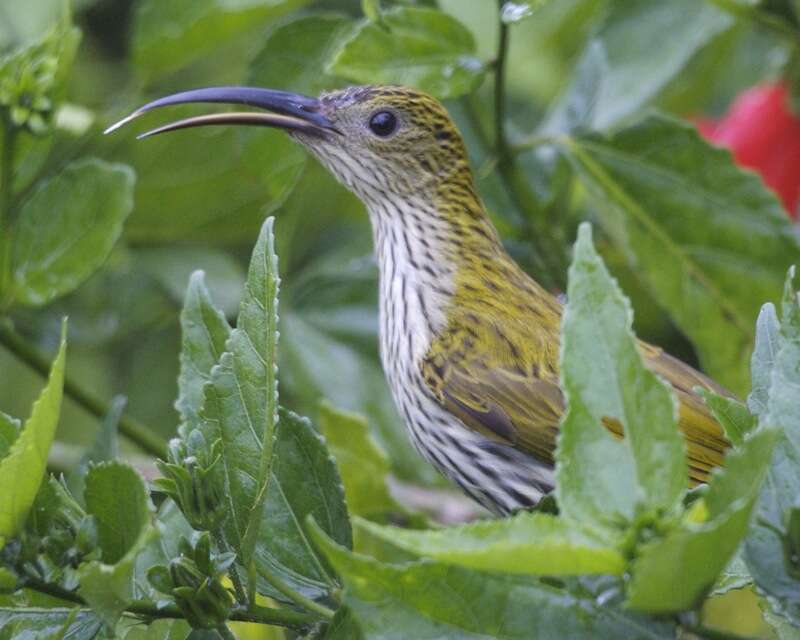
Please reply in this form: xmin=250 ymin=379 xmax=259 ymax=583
xmin=0 ymin=323 xmax=67 ymax=538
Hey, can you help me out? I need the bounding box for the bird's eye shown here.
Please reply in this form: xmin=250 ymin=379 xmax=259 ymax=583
xmin=368 ymin=111 xmax=398 ymax=137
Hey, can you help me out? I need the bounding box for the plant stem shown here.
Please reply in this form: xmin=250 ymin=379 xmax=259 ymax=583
xmin=0 ymin=320 xmax=167 ymax=458
xmin=212 ymin=529 xmax=248 ymax=607
xmin=24 ymin=577 xmax=317 ymax=630
xmin=232 ymin=603 xmax=316 ymax=627
xmin=476 ymin=2 xmax=568 ymax=290
xmin=256 ymin=564 xmax=335 ymax=620
xmin=0 ymin=115 xmax=16 ymax=307
xmin=493 ymin=1 xmax=510 ymax=159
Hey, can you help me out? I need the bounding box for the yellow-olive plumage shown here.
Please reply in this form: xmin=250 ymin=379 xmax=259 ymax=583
xmin=111 ymin=84 xmax=730 ymax=515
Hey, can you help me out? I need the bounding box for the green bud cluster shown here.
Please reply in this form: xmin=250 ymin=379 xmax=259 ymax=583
xmin=0 ymin=53 xmax=56 ymax=135
xmin=1 ymin=477 xmax=99 ymax=591
xmin=147 ymin=532 xmax=235 ymax=629
xmin=0 ymin=24 xmax=76 ymax=136
xmin=154 ymin=429 xmax=225 ymax=531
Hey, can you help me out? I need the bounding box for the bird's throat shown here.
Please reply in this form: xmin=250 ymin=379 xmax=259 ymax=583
xmin=366 ymin=189 xmax=508 ymax=371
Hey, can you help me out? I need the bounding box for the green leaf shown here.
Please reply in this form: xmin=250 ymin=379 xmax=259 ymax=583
xmin=0 ymin=607 xmax=102 ymax=639
xmin=712 ymin=551 xmax=752 ymax=595
xmin=11 ymin=158 xmax=135 ymax=307
xmin=79 ymin=557 xmax=146 ymax=629
xmin=546 ymin=0 xmax=732 ymax=131
xmin=248 ymin=13 xmax=353 ymax=96
xmin=120 ymin=618 xmax=192 ymax=640
xmin=748 ymin=303 xmax=781 ymax=417
xmin=25 ymin=474 xmax=84 ymax=541
xmin=354 ymin=511 xmax=625 ymax=575
xmin=697 ymin=389 xmax=755 ymax=447
xmin=562 ymin=115 xmax=800 ymax=393
xmin=318 ymin=402 xmax=398 ymax=519
xmin=254 ymin=409 xmax=351 ymax=600
xmin=201 ymin=217 xmax=280 ymax=577
xmin=121 ymin=128 xmax=304 ymax=244
xmin=65 ymin=395 xmax=124 ymax=504
xmin=176 ymin=271 xmax=231 ymax=434
xmin=745 ymin=269 xmax=800 ymax=624
xmin=83 ymin=461 xmax=151 ymax=565
xmin=540 ymin=39 xmax=607 ymax=135
xmin=0 ymin=411 xmax=20 ymax=461
xmin=763 ymin=601 xmax=800 ymax=640
xmin=330 ymin=6 xmax=485 ymax=99
xmin=311 ymin=523 xmax=676 ymax=640
xmin=79 ymin=461 xmax=155 ymax=626
xmin=352 ymin=518 xmax=422 ymax=564
xmin=0 ymin=321 xmax=66 ymax=542
xmin=626 ymin=426 xmax=778 ymax=612
xmin=130 ymin=0 xmax=308 ymax=84
xmin=556 ymin=223 xmax=685 ymax=530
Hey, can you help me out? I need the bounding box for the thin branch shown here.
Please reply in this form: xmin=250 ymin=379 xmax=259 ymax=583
xmin=494 ymin=0 xmax=510 ymax=159
xmin=24 ymin=577 xmax=317 ymax=630
xmin=474 ymin=2 xmax=569 ymax=290
xmin=0 ymin=115 xmax=16 ymax=308
xmin=212 ymin=529 xmax=248 ymax=607
xmin=0 ymin=320 xmax=167 ymax=459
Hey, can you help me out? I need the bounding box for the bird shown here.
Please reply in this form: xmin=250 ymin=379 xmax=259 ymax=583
xmin=107 ymin=84 xmax=730 ymax=516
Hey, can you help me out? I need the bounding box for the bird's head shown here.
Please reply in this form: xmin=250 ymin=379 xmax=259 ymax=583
xmin=106 ymin=84 xmax=473 ymax=207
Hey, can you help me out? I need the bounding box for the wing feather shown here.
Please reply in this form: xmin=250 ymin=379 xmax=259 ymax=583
xmin=422 ymin=333 xmax=729 ymax=486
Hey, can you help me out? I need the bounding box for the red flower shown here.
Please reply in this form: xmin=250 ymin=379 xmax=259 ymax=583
xmin=696 ymin=83 xmax=800 ymax=219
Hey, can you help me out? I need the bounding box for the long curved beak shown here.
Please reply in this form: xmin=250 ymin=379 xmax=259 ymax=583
xmin=104 ymin=86 xmax=339 ymax=139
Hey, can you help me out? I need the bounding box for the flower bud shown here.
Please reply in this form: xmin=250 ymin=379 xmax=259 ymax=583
xmin=161 ymin=535 xmax=235 ymax=629
xmin=154 ymin=432 xmax=225 ymax=531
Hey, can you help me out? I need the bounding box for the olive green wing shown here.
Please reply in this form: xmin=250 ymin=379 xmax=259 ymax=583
xmin=421 ymin=338 xmax=730 ymax=485
xmin=421 ymin=352 xmax=563 ymax=465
